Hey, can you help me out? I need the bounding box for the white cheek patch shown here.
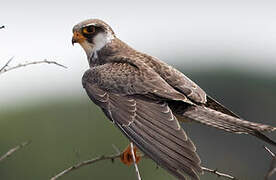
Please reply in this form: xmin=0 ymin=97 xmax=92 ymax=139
xmin=80 ymin=32 xmax=114 ymax=62
xmin=93 ymin=32 xmax=114 ymax=52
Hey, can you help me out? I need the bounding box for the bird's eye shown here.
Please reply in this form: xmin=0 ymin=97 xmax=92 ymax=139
xmin=82 ymin=26 xmax=96 ymax=34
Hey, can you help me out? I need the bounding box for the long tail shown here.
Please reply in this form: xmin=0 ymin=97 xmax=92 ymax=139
xmin=181 ymin=106 xmax=276 ymax=146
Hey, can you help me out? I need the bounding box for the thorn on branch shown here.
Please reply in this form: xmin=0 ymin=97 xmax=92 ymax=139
xmin=0 ymin=141 xmax=31 ymax=163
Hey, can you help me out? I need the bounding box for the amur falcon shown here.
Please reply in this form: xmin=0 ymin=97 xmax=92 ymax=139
xmin=72 ymin=19 xmax=276 ymax=180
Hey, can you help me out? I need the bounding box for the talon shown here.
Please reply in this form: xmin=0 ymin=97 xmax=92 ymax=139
xmin=120 ymin=144 xmax=141 ymax=166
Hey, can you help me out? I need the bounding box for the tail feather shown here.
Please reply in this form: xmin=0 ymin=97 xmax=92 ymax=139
xmin=181 ymin=106 xmax=276 ymax=146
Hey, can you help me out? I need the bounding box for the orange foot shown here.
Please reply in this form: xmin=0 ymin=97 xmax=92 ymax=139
xmin=120 ymin=144 xmax=141 ymax=166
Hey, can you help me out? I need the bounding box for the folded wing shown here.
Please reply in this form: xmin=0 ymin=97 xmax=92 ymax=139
xmin=83 ymin=78 xmax=203 ymax=180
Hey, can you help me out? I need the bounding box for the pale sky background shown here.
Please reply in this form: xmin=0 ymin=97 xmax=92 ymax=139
xmin=1 ymin=0 xmax=276 ymax=107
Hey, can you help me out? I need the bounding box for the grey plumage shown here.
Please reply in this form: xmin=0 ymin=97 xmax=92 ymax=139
xmin=82 ymin=79 xmax=202 ymax=179
xmin=73 ymin=19 xmax=276 ymax=180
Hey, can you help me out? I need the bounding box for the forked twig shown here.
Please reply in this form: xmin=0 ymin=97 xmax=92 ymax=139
xmin=0 ymin=141 xmax=31 ymax=162
xmin=0 ymin=58 xmax=67 ymax=75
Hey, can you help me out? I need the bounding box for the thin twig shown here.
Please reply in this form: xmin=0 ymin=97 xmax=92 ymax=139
xmin=112 ymin=144 xmax=121 ymax=154
xmin=264 ymin=146 xmax=276 ymax=180
xmin=264 ymin=146 xmax=275 ymax=157
xmin=202 ymin=167 xmax=237 ymax=180
xmin=0 ymin=59 xmax=67 ymax=75
xmin=50 ymin=152 xmax=122 ymax=180
xmin=0 ymin=141 xmax=31 ymax=162
xmin=0 ymin=57 xmax=13 ymax=72
xmin=130 ymin=142 xmax=142 ymax=180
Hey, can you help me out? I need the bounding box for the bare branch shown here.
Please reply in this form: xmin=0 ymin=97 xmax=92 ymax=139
xmin=0 ymin=59 xmax=67 ymax=75
xmin=264 ymin=146 xmax=276 ymax=180
xmin=0 ymin=141 xmax=31 ymax=162
xmin=0 ymin=25 xmax=4 ymax=29
xmin=50 ymin=145 xmax=238 ymax=180
xmin=50 ymin=151 xmax=122 ymax=180
xmin=202 ymin=167 xmax=237 ymax=180
xmin=130 ymin=142 xmax=142 ymax=180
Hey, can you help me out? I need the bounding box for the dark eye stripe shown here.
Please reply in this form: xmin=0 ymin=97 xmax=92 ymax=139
xmin=81 ymin=25 xmax=105 ymax=42
xmin=83 ymin=26 xmax=95 ymax=34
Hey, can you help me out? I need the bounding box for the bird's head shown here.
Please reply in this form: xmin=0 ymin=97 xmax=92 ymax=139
xmin=72 ymin=19 xmax=115 ymax=58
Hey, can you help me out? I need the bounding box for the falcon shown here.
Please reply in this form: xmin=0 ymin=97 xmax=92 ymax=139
xmin=72 ymin=19 xmax=276 ymax=180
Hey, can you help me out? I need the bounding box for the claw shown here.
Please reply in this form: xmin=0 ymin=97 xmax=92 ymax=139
xmin=120 ymin=144 xmax=141 ymax=166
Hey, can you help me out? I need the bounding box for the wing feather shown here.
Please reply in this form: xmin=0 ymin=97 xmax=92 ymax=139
xmin=83 ymin=80 xmax=202 ymax=180
xmin=145 ymin=57 xmax=207 ymax=103
xmin=82 ymin=62 xmax=193 ymax=104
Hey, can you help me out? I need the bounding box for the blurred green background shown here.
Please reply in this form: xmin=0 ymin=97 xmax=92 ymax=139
xmin=1 ymin=65 xmax=276 ymax=180
xmin=1 ymin=1 xmax=276 ymax=179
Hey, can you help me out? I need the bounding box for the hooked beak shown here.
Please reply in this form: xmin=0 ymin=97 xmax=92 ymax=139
xmin=72 ymin=31 xmax=85 ymax=46
xmin=72 ymin=37 xmax=77 ymax=46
